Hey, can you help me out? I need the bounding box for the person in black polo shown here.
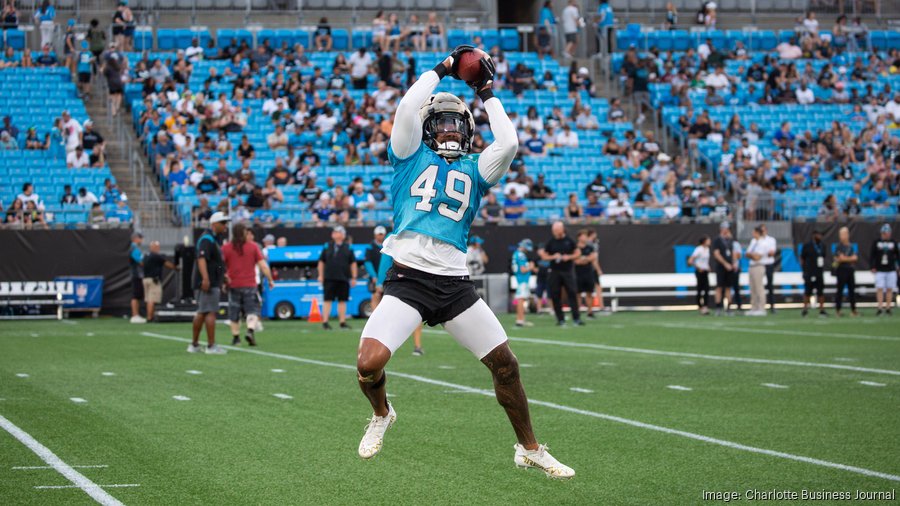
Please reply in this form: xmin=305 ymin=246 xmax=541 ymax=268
xmin=142 ymin=240 xmax=175 ymax=322
xmin=539 ymin=221 xmax=584 ymax=326
xmin=711 ymin=221 xmax=733 ymax=316
xmin=190 ymin=212 xmax=230 ymax=354
xmin=317 ymin=225 xmax=357 ymax=330
xmin=800 ymin=230 xmax=828 ymax=317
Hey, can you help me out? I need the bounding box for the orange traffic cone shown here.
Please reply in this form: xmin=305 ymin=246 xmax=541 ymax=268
xmin=307 ymin=298 xmax=323 ymax=323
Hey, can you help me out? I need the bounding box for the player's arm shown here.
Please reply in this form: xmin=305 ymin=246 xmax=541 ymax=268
xmin=476 ymin=84 xmax=517 ymax=185
xmin=389 ymin=57 xmax=449 ymax=159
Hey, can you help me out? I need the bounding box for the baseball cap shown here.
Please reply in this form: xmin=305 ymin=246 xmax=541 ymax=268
xmin=131 ymin=231 xmax=143 ymax=239
xmin=881 ymin=224 xmax=892 ymax=234
xmin=209 ymin=211 xmax=231 ymax=224
xmin=373 ymin=226 xmax=387 ymax=235
xmin=468 ymin=235 xmax=484 ymax=245
xmin=263 ymin=234 xmax=275 ymax=243
xmin=519 ymin=239 xmax=534 ymax=251
xmin=332 ymin=225 xmax=346 ymax=235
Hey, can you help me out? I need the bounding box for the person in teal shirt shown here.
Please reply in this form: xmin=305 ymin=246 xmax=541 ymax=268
xmin=512 ymin=239 xmax=535 ymax=327
xmin=596 ymin=0 xmax=615 ymax=53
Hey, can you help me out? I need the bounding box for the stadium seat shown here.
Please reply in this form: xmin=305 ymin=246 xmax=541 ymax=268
xmin=499 ymin=28 xmax=519 ymax=51
xmin=331 ymin=28 xmax=349 ymax=50
xmin=217 ymin=28 xmax=253 ymax=48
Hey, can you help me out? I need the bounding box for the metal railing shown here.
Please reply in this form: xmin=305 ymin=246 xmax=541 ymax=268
xmin=738 ymin=194 xmax=900 ymax=222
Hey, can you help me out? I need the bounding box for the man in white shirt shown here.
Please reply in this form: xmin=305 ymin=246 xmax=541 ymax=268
xmin=884 ymin=93 xmax=900 ymax=122
xmin=759 ymin=223 xmax=777 ymax=312
xmin=697 ymin=39 xmax=711 ymax=61
xmin=66 ymin=146 xmax=90 ymax=168
xmin=739 ymin=136 xmax=762 ymax=167
xmin=16 ymin=183 xmax=42 ymax=209
xmin=575 ymin=106 xmax=599 ymax=130
xmin=795 ymin=81 xmax=815 ymax=105
xmin=371 ymin=81 xmax=398 ymax=112
xmin=605 ymin=193 xmax=633 ymax=219
xmin=77 ymin=187 xmax=99 ymax=205
xmin=348 ymin=48 xmax=373 ymax=89
xmin=267 ymin=124 xmax=289 ymax=152
xmin=184 ymin=38 xmax=204 ymax=63
xmin=313 ymin=108 xmax=338 ymax=133
xmin=704 ymin=66 xmax=730 ymax=89
xmin=503 ymin=175 xmax=530 ymax=200
xmin=555 ymin=123 xmax=579 ymax=148
xmin=744 ymin=225 xmax=768 ymax=316
xmin=561 ymin=0 xmax=581 ymax=58
xmin=189 ymin=161 xmax=208 ymax=187
xmin=61 ymin=111 xmax=83 ymax=153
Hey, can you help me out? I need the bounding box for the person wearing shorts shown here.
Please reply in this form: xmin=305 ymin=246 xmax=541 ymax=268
xmin=189 ymin=212 xmax=230 ymax=355
xmin=317 ymin=226 xmax=357 ymax=330
xmin=512 ymin=239 xmax=535 ymax=327
xmin=870 ymin=224 xmax=899 ymax=316
xmin=141 ymin=240 xmax=175 ymax=322
xmin=76 ymin=40 xmax=94 ymax=99
xmin=574 ymin=230 xmax=598 ymax=318
xmin=222 ymin=223 xmax=274 ymax=346
xmin=129 ymin=231 xmax=145 ymax=323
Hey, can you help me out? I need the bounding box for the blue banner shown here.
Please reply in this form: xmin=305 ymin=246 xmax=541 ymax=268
xmin=55 ymin=276 xmax=104 ymax=309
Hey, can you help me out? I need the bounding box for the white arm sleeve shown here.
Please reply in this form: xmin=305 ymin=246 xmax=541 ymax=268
xmin=477 ymin=97 xmax=518 ymax=185
xmin=390 ymin=70 xmax=441 ymax=159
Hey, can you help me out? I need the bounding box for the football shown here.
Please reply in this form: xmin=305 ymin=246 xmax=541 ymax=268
xmin=457 ymin=48 xmax=488 ymax=84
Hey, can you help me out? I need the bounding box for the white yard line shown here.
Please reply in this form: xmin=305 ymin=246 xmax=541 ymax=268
xmin=69 ymin=398 xmax=87 ymax=404
xmin=421 ymin=328 xmax=900 ymax=376
xmin=35 ymin=484 xmax=138 ymax=490
xmin=271 ymin=369 xmax=285 ymax=373
xmin=172 ymin=395 xmax=191 ymax=401
xmin=185 ymin=370 xmax=203 ymax=375
xmin=859 ymin=381 xmax=887 ymax=387
xmin=16 ymin=373 xmax=29 ymax=378
xmin=667 ymin=385 xmax=693 ymax=391
xmin=761 ymin=383 xmax=790 ymax=389
xmin=569 ymin=387 xmax=594 ymax=393
xmin=101 ymin=372 xmax=116 ymax=377
xmin=654 ymin=322 xmax=900 ymax=342
xmin=14 ymin=464 xmax=108 ymax=470
xmin=272 ymin=393 xmax=293 ymax=400
xmin=141 ymin=331 xmax=900 ymax=483
xmin=437 ymin=365 xmax=455 ymax=370
xmin=0 ymin=415 xmax=125 ymax=506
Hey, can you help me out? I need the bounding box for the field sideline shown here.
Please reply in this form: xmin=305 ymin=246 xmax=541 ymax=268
xmin=1 ymin=312 xmax=898 ymax=505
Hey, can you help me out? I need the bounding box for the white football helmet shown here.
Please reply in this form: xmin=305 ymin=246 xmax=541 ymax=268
xmin=419 ymin=92 xmax=475 ymax=159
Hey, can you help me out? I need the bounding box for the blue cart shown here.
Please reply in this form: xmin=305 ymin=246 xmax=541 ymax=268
xmin=261 ymin=245 xmax=374 ymax=320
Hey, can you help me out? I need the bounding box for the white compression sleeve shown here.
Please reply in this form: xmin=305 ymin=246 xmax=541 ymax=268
xmin=477 ymin=97 xmax=518 ymax=185
xmin=390 ymin=70 xmax=441 ymax=159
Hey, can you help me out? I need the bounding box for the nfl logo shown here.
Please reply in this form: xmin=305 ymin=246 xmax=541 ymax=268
xmin=76 ymin=283 xmax=88 ymax=303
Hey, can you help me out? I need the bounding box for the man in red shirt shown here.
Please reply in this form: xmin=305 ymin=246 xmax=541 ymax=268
xmin=222 ymin=223 xmax=275 ymax=346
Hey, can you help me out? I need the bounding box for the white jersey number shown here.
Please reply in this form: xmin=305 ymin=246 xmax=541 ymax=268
xmin=409 ymin=164 xmax=471 ymax=222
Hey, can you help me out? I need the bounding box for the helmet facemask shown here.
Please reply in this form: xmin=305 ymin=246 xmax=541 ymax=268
xmin=424 ymin=112 xmax=472 ymax=159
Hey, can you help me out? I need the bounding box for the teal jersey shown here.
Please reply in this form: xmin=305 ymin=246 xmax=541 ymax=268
xmin=387 ymin=141 xmax=494 ymax=252
xmin=512 ymin=250 xmax=531 ymax=284
xmin=77 ymin=51 xmax=92 ymax=73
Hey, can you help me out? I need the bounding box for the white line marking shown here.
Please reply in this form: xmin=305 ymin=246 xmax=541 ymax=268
xmin=762 ymin=383 xmax=790 ymax=389
xmin=86 ymin=333 xmax=95 ymax=337
xmin=16 ymin=373 xmax=29 ymax=378
xmin=597 ymin=362 xmax=616 ymax=366
xmin=667 ymin=385 xmax=693 ymax=391
xmin=655 ymin=322 xmax=900 ymax=342
xmin=185 ymin=370 xmax=203 ymax=375
xmin=101 ymin=372 xmax=115 ymax=377
xmin=60 ymin=320 xmax=77 ymax=325
xmin=679 ymin=360 xmax=696 ymax=365
xmin=69 ymin=398 xmax=87 ymax=403
xmin=271 ymin=369 xmax=285 ymax=373
xmin=519 ymin=363 xmax=534 ymax=368
xmin=437 ymin=365 xmax=455 ymax=370
xmin=35 ymin=484 xmax=139 ymax=490
xmin=0 ymin=415 xmax=125 ymax=505
xmin=14 ymin=464 xmax=109 ymax=470
xmin=141 ymin=331 xmax=900 ymax=483
xmin=272 ymin=393 xmax=293 ymax=400
xmin=504 ymin=336 xmax=900 ymax=377
xmin=609 ymin=324 xmax=625 ymax=329
xmin=859 ymin=381 xmax=887 ymax=387
xmin=386 ymin=393 xmax=396 ymax=398
xmin=172 ymin=395 xmax=191 ymax=401
xmin=570 ymin=387 xmax=594 ymax=393
xmin=833 ymin=357 xmax=857 ymax=362
xmin=30 ymin=333 xmax=39 ymax=337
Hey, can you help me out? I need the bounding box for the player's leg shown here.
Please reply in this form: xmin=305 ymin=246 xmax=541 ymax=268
xmin=412 ymin=324 xmax=423 ymax=355
xmin=444 ymin=300 xmax=575 ymax=479
xmin=191 ymin=312 xmax=203 ymax=347
xmin=357 ymin=295 xmax=422 ymax=458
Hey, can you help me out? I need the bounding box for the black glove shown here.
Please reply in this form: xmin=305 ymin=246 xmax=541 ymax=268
xmin=448 ymin=44 xmax=476 ymax=80
xmin=468 ymin=53 xmax=496 ymax=92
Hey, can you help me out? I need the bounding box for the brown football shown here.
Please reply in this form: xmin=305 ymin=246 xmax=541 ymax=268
xmin=457 ymin=48 xmax=487 ymax=83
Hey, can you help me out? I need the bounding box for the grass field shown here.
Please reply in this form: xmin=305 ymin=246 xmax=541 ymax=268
xmin=1 ymin=311 xmax=899 ymax=505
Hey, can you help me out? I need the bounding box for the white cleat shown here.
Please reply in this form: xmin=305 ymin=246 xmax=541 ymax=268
xmin=186 ymin=344 xmax=204 ymax=353
xmin=204 ymin=345 xmax=227 ymax=355
xmin=130 ymin=315 xmax=147 ymax=324
xmin=358 ymin=402 xmax=396 ymax=460
xmin=514 ymin=443 xmax=575 ymax=479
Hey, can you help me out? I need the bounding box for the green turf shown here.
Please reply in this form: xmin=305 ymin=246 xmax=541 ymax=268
xmin=1 ymin=311 xmax=899 ymax=505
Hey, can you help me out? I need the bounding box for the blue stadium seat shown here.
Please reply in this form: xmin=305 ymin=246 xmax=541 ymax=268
xmin=331 ymin=29 xmax=349 ymax=50
xmin=216 ymin=28 xmax=253 ymax=48
xmin=499 ymin=28 xmax=519 ymax=51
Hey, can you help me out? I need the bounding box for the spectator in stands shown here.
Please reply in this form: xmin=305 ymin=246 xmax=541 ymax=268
xmin=425 ymin=11 xmax=445 ymax=51
xmin=584 ymin=193 xmax=604 ymax=218
xmin=34 ymin=0 xmax=55 ymax=49
xmin=80 ymin=120 xmax=103 ymax=151
xmin=504 ymin=189 xmax=527 ymax=221
xmin=864 ymin=180 xmax=889 ymax=206
xmin=530 ymin=174 xmax=555 ymax=199
xmin=480 ymin=192 xmax=503 ymax=223
xmin=4 ymin=198 xmax=23 ymax=225
xmin=193 ymin=197 xmax=213 ymax=223
xmin=77 ymin=187 xmax=98 ymax=205
xmin=184 ymin=38 xmax=203 ymax=63
xmin=818 ymin=194 xmax=841 ymax=221
xmin=634 ymin=181 xmax=659 ymax=207
xmin=608 ymin=98 xmax=626 ymax=123
xmin=555 ymin=123 xmax=579 ymax=148
xmin=1 ymin=1 xmax=18 ymax=29
xmin=560 ymin=0 xmax=582 ymax=59
xmin=0 ymin=130 xmax=17 ymax=150
xmin=300 ymin=177 xmax=322 ymax=203
xmin=60 ymin=185 xmax=77 ymax=205
xmin=605 ymin=192 xmax=634 ymax=219
xmin=67 ymin=145 xmax=90 ymax=168
xmin=564 ymin=193 xmax=583 ymax=221
xmin=106 ymin=199 xmax=132 ymax=223
xmin=22 ymin=200 xmax=46 ymax=229
xmin=575 ymin=106 xmax=599 ymax=130
xmin=522 ymin=128 xmax=546 ymax=156
xmin=509 ymin=63 xmax=537 ymax=96
xmin=35 ymin=44 xmax=57 ymax=67
xmin=267 ymin=124 xmax=289 ymax=153
xmin=101 ymin=46 xmax=125 ymax=116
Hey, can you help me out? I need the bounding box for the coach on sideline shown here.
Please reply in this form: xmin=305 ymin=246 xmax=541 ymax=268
xmin=540 ymin=221 xmax=584 ymax=327
xmin=189 ymin=211 xmax=230 ymax=355
xmin=759 ymin=224 xmax=777 ymax=313
xmin=129 ymin=231 xmax=146 ymax=324
xmin=142 ymin=241 xmax=176 ymax=322
xmin=318 ymin=225 xmax=357 ymax=330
